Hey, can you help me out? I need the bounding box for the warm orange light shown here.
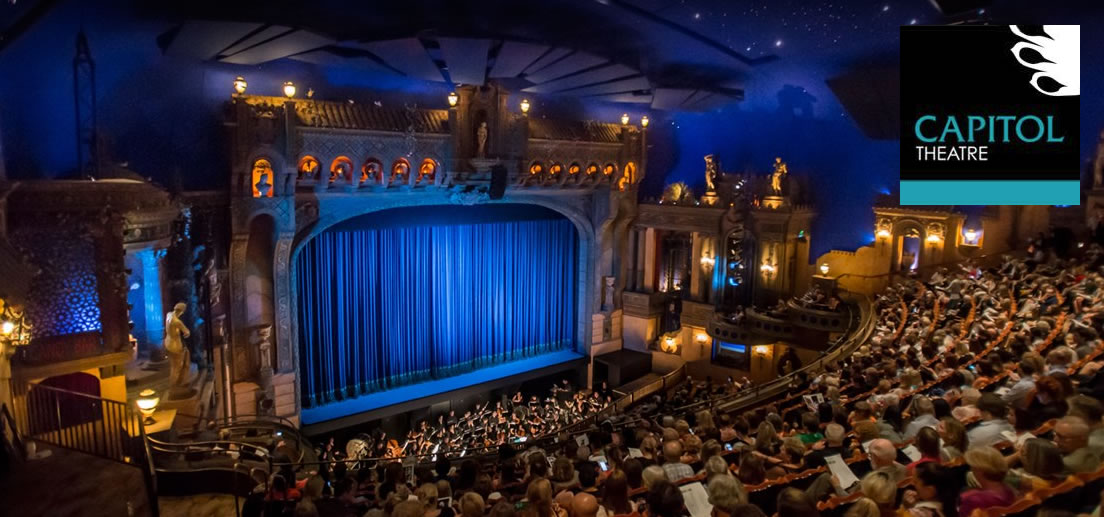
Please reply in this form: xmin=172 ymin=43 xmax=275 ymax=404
xmin=620 ymin=113 xmax=630 ymax=125
xmin=641 ymin=115 xmax=649 ymax=128
xmin=233 ymin=76 xmax=247 ymax=94
xmin=283 ymin=81 xmax=296 ymax=98
xmin=520 ymin=99 xmax=531 ymax=114
xmin=447 ymin=91 xmax=458 ymax=107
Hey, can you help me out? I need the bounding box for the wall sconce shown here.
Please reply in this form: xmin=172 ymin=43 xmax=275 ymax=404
xmin=641 ymin=115 xmax=649 ymax=128
xmin=520 ymin=99 xmax=530 ymax=114
xmin=875 ymin=229 xmax=891 ymax=240
xmin=926 ymin=233 xmax=942 ymax=243
xmin=700 ymin=255 xmax=715 ymax=268
xmin=753 ymin=345 xmax=771 ymax=357
xmin=621 ymin=113 xmax=630 ymax=126
xmin=283 ymin=81 xmax=297 ymax=98
xmin=760 ymin=263 xmax=776 ymax=274
xmin=136 ymin=389 xmax=160 ymax=425
xmin=447 ymin=91 xmax=458 ymax=107
xmin=0 ymin=301 xmax=31 ymax=348
xmin=694 ymin=333 xmax=709 ymax=344
xmin=819 ymin=263 xmax=830 ymax=276
xmin=233 ymin=76 xmax=247 ymax=95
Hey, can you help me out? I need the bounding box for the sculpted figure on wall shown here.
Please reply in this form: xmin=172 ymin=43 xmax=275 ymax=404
xmin=164 ymin=302 xmax=191 ymax=390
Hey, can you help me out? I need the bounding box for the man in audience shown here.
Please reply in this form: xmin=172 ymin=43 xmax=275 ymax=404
xmin=661 ymin=440 xmax=694 ymax=481
xmin=903 ymin=397 xmax=938 ymax=439
xmin=1002 ymin=355 xmax=1041 ymax=408
xmin=867 ymin=439 xmax=906 ymax=482
xmin=966 ymin=394 xmax=1014 ymax=448
xmin=804 ymin=423 xmax=846 ymax=468
xmin=1054 ymin=415 xmax=1102 ymax=473
xmin=571 ymin=492 xmax=600 ymax=517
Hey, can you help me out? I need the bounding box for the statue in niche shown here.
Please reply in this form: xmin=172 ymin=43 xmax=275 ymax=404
xmin=164 ymin=302 xmax=192 ymax=390
xmin=770 ymin=157 xmax=788 ymax=194
xmin=255 ymin=171 xmax=272 ymax=197
xmin=704 ymin=154 xmax=719 ymax=192
xmin=255 ymin=325 xmax=274 ymax=372
xmin=476 ymin=122 xmax=488 ymax=158
xmin=602 ymin=276 xmax=615 ymax=311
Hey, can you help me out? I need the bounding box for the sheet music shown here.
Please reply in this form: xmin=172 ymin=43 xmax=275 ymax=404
xmin=901 ymin=445 xmax=922 ymax=462
xmin=628 ymin=448 xmax=643 ymax=458
xmin=679 ymin=482 xmax=713 ymax=517
xmin=825 ymin=454 xmax=859 ymax=490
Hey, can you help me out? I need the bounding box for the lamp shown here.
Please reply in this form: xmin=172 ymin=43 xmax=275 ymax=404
xmin=964 ymin=228 xmax=977 ymax=243
xmin=753 ymin=345 xmax=770 ymax=356
xmin=760 ymin=263 xmax=776 ymax=274
xmin=621 ymin=113 xmax=630 ymax=126
xmin=136 ymin=389 xmax=160 ymax=425
xmin=641 ymin=115 xmax=649 ymax=128
xmin=520 ymin=99 xmax=530 ymax=114
xmin=233 ymin=76 xmax=247 ymax=95
xmin=447 ymin=91 xmax=458 ymax=107
xmin=0 ymin=321 xmax=12 ymax=336
xmin=700 ymin=255 xmax=715 ymax=267
xmin=876 ymin=229 xmax=891 ymax=239
xmin=926 ymin=233 xmax=942 ymax=243
xmin=283 ymin=81 xmax=296 ymax=98
xmin=819 ymin=263 xmax=830 ymax=276
xmin=694 ymin=333 xmax=709 ymax=343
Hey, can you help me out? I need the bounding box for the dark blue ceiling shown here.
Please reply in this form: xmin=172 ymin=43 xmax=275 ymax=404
xmin=0 ymin=0 xmax=1101 ymax=255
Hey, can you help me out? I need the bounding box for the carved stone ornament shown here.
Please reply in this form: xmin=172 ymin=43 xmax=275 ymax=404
xmin=875 ymin=217 xmax=893 ymax=236
xmin=926 ymin=222 xmax=945 ymax=241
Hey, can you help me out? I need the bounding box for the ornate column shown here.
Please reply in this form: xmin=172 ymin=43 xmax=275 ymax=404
xmin=139 ymin=248 xmax=167 ymax=351
xmin=272 ymin=233 xmax=295 ymax=373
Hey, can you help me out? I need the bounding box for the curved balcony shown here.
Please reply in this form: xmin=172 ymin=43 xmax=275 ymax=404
xmin=786 ymin=299 xmax=850 ymax=332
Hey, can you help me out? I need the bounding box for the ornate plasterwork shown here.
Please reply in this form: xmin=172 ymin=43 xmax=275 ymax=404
xmin=925 ymin=222 xmax=945 ymax=241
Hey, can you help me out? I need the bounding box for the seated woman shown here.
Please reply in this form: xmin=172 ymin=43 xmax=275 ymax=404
xmin=1024 ymin=375 xmax=1071 ymax=422
xmin=1006 ymin=438 xmax=1067 ymax=492
xmin=908 ymin=427 xmax=943 ymax=474
xmin=762 ymin=438 xmax=807 ymax=479
xmin=958 ymin=446 xmax=1015 ymax=517
xmin=736 ymin=454 xmax=766 ymax=486
xmin=901 ymin=463 xmax=961 ymax=517
xmin=937 ymin=418 xmax=968 ymax=462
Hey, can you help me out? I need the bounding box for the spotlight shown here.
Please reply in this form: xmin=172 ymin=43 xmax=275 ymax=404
xmin=283 ymin=81 xmax=296 ymax=98
xmin=233 ymin=76 xmax=247 ymax=95
xmin=447 ymin=91 xmax=458 ymax=107
xmin=520 ymin=99 xmax=530 ymax=114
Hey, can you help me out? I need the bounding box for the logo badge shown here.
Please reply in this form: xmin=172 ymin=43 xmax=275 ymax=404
xmin=900 ymin=25 xmax=1080 ymax=205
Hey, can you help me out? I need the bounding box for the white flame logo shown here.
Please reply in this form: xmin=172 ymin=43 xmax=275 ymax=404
xmin=1010 ymin=25 xmax=1079 ymax=97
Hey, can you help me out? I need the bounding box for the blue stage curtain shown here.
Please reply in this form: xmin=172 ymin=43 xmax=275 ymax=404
xmin=296 ymin=217 xmax=577 ymax=408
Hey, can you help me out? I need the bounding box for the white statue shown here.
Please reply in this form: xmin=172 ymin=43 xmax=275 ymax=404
xmin=770 ymin=157 xmax=788 ymax=194
xmin=476 ymin=122 xmax=488 ymax=158
xmin=602 ymin=276 xmax=615 ymax=310
xmin=163 ymin=302 xmax=191 ymax=389
xmin=704 ymin=154 xmax=718 ymax=193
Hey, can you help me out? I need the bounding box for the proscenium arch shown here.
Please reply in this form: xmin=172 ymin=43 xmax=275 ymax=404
xmin=286 ymin=196 xmax=598 ymax=387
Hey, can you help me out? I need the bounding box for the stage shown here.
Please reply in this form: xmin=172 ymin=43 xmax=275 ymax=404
xmin=301 ymin=349 xmax=585 ymax=435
